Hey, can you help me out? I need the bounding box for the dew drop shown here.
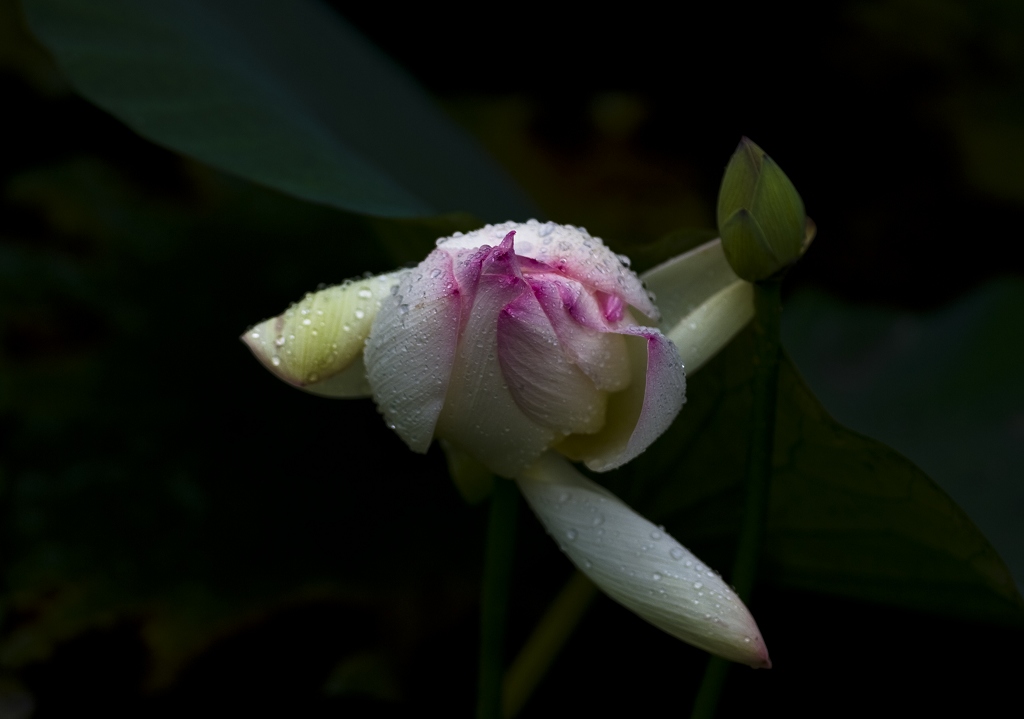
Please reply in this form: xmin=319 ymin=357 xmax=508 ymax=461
xmin=694 ymin=582 xmax=704 ymax=589
xmin=271 ymin=356 xmax=281 ymax=367
xmin=650 ymin=530 xmax=663 ymax=540
xmin=670 ymin=547 xmax=685 ymax=560
xmin=249 ymin=331 xmax=260 ymax=339
xmin=275 ymin=336 xmax=286 ymax=347
xmin=354 ymin=309 xmax=365 ymax=320
xmin=565 ymin=529 xmax=578 ymax=541
xmin=399 ymin=304 xmax=410 ymax=315
xmin=652 ymin=572 xmax=663 ymax=581
xmin=302 ymin=318 xmax=312 ymax=326
xmin=684 ymin=560 xmax=693 ymax=567
xmin=592 ymin=514 xmax=604 ymax=526
xmin=357 ymin=289 xmax=372 ymax=299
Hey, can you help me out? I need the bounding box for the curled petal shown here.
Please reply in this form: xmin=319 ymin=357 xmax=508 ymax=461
xmin=517 ymin=453 xmax=771 ymax=668
xmin=559 ymin=327 xmax=686 ymax=472
xmin=365 ymin=251 xmax=462 ymax=453
xmin=436 ymin=221 xmax=657 ymax=318
xmin=530 ymin=276 xmax=631 ymax=392
xmin=243 ymin=272 xmax=403 ymax=396
xmin=497 ymin=287 xmax=607 ymax=435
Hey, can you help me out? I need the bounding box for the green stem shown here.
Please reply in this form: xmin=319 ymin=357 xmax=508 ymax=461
xmin=477 ymin=477 xmax=519 ymax=719
xmin=502 ymin=571 xmax=598 ymax=718
xmin=689 ymin=280 xmax=782 ymax=719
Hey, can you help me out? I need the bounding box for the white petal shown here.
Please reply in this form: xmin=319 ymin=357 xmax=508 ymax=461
xmin=435 ymin=258 xmax=556 ymax=478
xmin=517 ymin=453 xmax=771 ymax=668
xmin=365 ymin=251 xmax=462 ymax=453
xmin=666 ymin=280 xmax=754 ymax=375
xmin=242 ymin=272 xmax=404 ymax=389
xmin=497 ymin=287 xmax=607 ymax=434
xmin=559 ymin=327 xmax=686 ymax=472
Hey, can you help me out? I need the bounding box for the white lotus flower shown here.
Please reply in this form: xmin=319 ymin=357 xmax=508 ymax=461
xmin=243 ymin=220 xmax=768 ymax=667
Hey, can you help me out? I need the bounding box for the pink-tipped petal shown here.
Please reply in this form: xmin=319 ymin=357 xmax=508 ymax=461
xmin=435 ymin=221 xmax=657 ymax=318
xmin=497 ymin=287 xmax=607 ymax=435
xmin=435 ymin=245 xmax=556 ymax=478
xmin=364 ymin=250 xmax=462 ymax=453
xmin=517 ymin=453 xmax=771 ymax=668
xmin=560 ymin=327 xmax=686 ymax=472
xmin=530 ymin=276 xmax=631 ymax=392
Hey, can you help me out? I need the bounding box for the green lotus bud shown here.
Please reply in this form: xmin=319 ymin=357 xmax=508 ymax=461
xmin=716 ymin=138 xmax=807 ymax=282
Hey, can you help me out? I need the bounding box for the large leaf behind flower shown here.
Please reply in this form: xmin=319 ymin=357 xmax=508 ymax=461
xmin=604 ymin=327 xmax=1024 ymax=626
xmin=21 ymin=0 xmax=535 ymax=220
xmin=781 ymin=283 xmax=1024 ymax=596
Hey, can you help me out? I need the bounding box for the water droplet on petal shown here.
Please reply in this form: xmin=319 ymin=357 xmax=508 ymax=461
xmin=565 ymin=529 xmax=578 ymax=541
xmin=650 ymin=530 xmax=663 ymax=540
xmin=652 ymin=572 xmax=662 ymax=581
xmin=250 ymin=331 xmax=260 ymax=339
xmin=271 ymin=356 xmax=281 ymax=367
xmin=670 ymin=547 xmax=685 ymax=560
xmin=355 ymin=309 xmax=365 ymax=319
xmin=694 ymin=582 xmax=704 ymax=589
xmin=358 ymin=289 xmax=372 ymax=299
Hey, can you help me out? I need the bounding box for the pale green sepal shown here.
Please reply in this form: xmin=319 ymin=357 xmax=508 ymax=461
xmin=641 ymin=237 xmax=742 ymax=330
xmin=440 ymin=439 xmax=495 ymax=504
xmin=242 ymin=270 xmax=406 ymax=388
xmin=302 ymin=353 xmax=372 ymax=398
xmin=717 ymin=137 xmax=806 ymax=281
xmin=640 ymin=238 xmax=754 ymax=375
xmin=666 ymin=281 xmax=754 ymax=375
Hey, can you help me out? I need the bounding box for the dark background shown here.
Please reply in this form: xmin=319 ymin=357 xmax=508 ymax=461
xmin=1 ymin=0 xmax=1022 ymax=716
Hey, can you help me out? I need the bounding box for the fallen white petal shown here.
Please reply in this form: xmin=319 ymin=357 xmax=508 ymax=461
xmin=517 ymin=453 xmax=771 ymax=668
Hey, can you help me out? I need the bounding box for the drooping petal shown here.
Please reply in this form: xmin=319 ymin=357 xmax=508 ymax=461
xmin=364 ymin=251 xmax=462 ymax=453
xmin=559 ymin=327 xmax=686 ymax=472
xmin=530 ymin=276 xmax=631 ymax=392
xmin=436 ymin=221 xmax=657 ymax=318
xmin=497 ymin=286 xmax=607 ymax=435
xmin=517 ymin=453 xmax=771 ymax=668
xmin=435 ymin=244 xmax=557 ymax=478
xmin=242 ymin=272 xmax=404 ymax=393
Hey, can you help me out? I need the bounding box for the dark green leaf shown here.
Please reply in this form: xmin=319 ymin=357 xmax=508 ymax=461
xmin=782 ymin=281 xmax=1024 ymax=596
xmin=22 ymin=0 xmax=535 ymax=220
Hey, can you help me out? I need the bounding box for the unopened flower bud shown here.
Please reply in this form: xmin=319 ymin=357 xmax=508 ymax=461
xmin=717 ymin=138 xmax=807 ymax=282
